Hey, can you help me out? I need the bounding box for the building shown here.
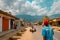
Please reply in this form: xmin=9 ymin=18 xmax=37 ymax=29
xmin=50 ymin=18 xmax=60 ymax=26
xmin=0 ymin=10 xmax=20 ymax=32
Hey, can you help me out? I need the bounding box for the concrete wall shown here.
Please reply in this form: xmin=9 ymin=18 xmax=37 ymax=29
xmin=9 ymin=20 xmax=11 ymax=30
xmin=17 ymin=22 xmax=21 ymax=29
xmin=0 ymin=17 xmax=2 ymax=32
xmin=15 ymin=21 xmax=21 ymax=29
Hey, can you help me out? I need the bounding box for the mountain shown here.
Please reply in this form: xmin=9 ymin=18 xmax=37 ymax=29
xmin=15 ymin=14 xmax=44 ymax=22
xmin=49 ymin=14 xmax=60 ymax=18
xmin=15 ymin=14 xmax=60 ymax=22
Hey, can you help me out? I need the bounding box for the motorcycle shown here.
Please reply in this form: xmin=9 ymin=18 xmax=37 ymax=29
xmin=30 ymin=27 xmax=36 ymax=33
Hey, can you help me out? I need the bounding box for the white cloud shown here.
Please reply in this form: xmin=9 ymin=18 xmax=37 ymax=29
xmin=19 ymin=0 xmax=48 ymax=16
xmin=18 ymin=0 xmax=22 ymax=2
xmin=0 ymin=0 xmax=6 ymax=8
xmin=37 ymin=7 xmax=48 ymax=15
xmin=0 ymin=0 xmax=4 ymax=6
xmin=13 ymin=2 xmax=18 ymax=6
xmin=0 ymin=0 xmax=60 ymax=17
xmin=0 ymin=0 xmax=48 ymax=16
xmin=27 ymin=12 xmax=36 ymax=16
xmin=16 ymin=10 xmax=19 ymax=13
xmin=24 ymin=1 xmax=31 ymax=7
xmin=47 ymin=1 xmax=60 ymax=16
xmin=31 ymin=1 xmax=37 ymax=6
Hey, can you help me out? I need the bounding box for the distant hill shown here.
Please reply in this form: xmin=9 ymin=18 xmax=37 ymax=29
xmin=15 ymin=14 xmax=60 ymax=22
xmin=49 ymin=14 xmax=60 ymax=18
xmin=15 ymin=14 xmax=44 ymax=22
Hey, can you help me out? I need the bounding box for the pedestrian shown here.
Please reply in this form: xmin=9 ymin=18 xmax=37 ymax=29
xmin=14 ymin=23 xmax=17 ymax=29
xmin=42 ymin=20 xmax=54 ymax=40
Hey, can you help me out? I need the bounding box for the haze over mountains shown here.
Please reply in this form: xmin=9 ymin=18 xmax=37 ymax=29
xmin=15 ymin=14 xmax=60 ymax=22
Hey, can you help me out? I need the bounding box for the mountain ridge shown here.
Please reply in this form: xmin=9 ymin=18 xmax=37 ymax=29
xmin=15 ymin=14 xmax=60 ymax=22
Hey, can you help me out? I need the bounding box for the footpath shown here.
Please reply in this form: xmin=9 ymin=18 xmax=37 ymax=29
xmin=18 ymin=27 xmax=33 ymax=40
xmin=18 ymin=27 xmax=43 ymax=40
xmin=52 ymin=26 xmax=60 ymax=31
xmin=0 ymin=27 xmax=25 ymax=40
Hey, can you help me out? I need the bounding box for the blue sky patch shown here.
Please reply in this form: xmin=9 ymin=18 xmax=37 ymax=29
xmin=39 ymin=0 xmax=54 ymax=11
xmin=28 ymin=0 xmax=34 ymax=3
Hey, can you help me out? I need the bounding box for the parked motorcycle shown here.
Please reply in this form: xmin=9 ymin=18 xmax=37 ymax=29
xmin=30 ymin=27 xmax=36 ymax=33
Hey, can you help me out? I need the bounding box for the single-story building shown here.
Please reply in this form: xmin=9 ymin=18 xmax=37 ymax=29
xmin=50 ymin=18 xmax=60 ymax=26
xmin=0 ymin=10 xmax=20 ymax=32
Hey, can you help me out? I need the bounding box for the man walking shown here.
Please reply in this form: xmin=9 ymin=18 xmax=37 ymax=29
xmin=42 ymin=20 xmax=54 ymax=40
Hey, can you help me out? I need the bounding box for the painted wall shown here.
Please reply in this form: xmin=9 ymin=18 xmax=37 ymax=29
xmin=2 ymin=17 xmax=9 ymax=31
xmin=9 ymin=20 xmax=11 ymax=30
xmin=0 ymin=17 xmax=2 ymax=32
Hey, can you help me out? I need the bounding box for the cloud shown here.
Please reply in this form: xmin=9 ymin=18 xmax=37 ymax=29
xmin=0 ymin=0 xmax=6 ymax=9
xmin=0 ymin=0 xmax=60 ymax=16
xmin=48 ymin=0 xmax=60 ymax=16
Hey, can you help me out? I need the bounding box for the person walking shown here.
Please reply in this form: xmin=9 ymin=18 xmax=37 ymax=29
xmin=13 ymin=23 xmax=17 ymax=29
xmin=42 ymin=19 xmax=54 ymax=40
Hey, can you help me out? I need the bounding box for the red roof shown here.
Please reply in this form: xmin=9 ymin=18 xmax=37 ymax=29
xmin=56 ymin=18 xmax=60 ymax=21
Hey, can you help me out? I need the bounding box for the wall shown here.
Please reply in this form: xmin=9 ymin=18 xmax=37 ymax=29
xmin=2 ymin=17 xmax=9 ymax=31
xmin=9 ymin=20 xmax=11 ymax=30
xmin=0 ymin=17 xmax=2 ymax=32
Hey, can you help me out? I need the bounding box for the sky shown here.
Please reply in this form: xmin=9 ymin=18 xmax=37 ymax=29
xmin=0 ymin=0 xmax=60 ymax=16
